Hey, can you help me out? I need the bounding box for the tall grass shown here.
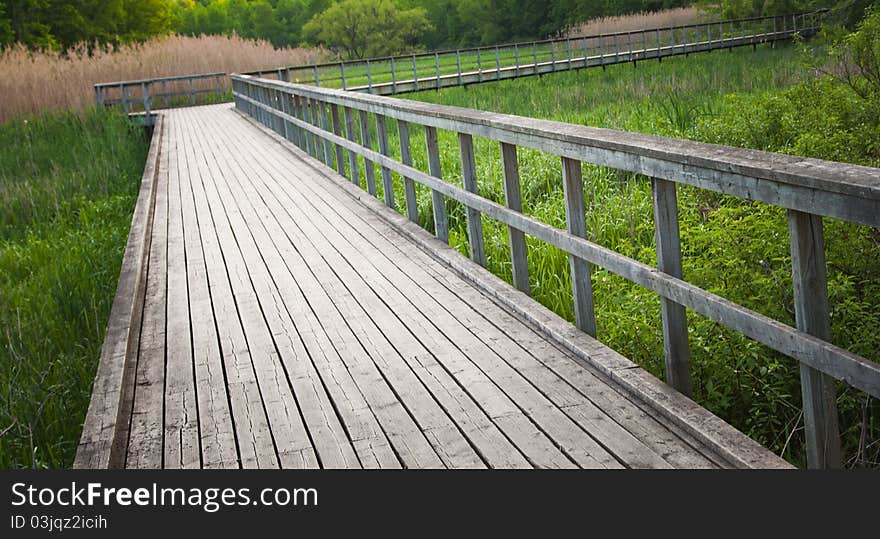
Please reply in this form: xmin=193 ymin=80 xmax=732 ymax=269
xmin=0 ymin=109 xmax=148 ymax=468
xmin=383 ymin=44 xmax=879 ymax=467
xmin=0 ymin=34 xmax=322 ymax=123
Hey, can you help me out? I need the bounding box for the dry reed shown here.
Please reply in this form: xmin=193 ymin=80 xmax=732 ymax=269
xmin=0 ymin=34 xmax=323 ymax=123
xmin=565 ymin=7 xmax=705 ymax=38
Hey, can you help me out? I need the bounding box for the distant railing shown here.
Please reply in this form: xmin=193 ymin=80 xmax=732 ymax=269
xmin=230 ymin=73 xmax=880 ymax=469
xmin=242 ymin=10 xmax=825 ymax=94
xmin=94 ymin=72 xmax=229 ymax=118
xmin=95 ymin=10 xmax=826 ymax=116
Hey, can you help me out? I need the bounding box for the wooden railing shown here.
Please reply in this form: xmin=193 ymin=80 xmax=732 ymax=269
xmin=94 ymin=72 xmax=229 ymax=117
xmin=243 ymin=10 xmax=824 ymax=95
xmin=231 ymin=73 xmax=880 ymax=469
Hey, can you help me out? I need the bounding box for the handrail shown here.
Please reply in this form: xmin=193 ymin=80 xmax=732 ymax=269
xmin=230 ymin=73 xmax=880 ymax=469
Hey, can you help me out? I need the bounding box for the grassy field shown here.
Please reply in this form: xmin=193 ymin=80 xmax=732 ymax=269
xmin=339 ymin=43 xmax=879 ymax=467
xmin=0 ymin=109 xmax=149 ymax=468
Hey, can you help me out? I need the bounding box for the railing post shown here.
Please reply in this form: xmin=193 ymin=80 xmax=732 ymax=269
xmin=561 ymin=157 xmax=596 ymax=337
xmin=495 ymin=46 xmax=501 ymax=80
xmin=296 ymin=96 xmax=312 ymax=155
xmin=566 ymin=38 xmax=572 ymax=71
xmin=532 ymin=42 xmax=538 ymax=71
xmin=501 ymin=142 xmax=529 ymax=295
xmin=391 ymin=57 xmax=397 ymax=93
xmin=458 ymin=133 xmax=486 ymax=266
xmin=189 ymin=78 xmax=195 ymax=105
xmin=398 ymin=120 xmax=419 ymax=224
xmin=514 ymin=44 xmax=520 ymax=76
xmin=306 ymin=98 xmax=320 ymax=159
xmin=412 ymin=54 xmax=419 ymax=91
xmin=788 ymin=210 xmax=842 ymax=469
xmin=477 ymin=48 xmax=483 ymax=82
xmin=330 ymin=103 xmax=346 ymax=176
xmin=320 ymin=102 xmax=333 ymax=166
xmin=343 ymin=107 xmax=360 ymax=187
xmin=95 ymin=86 xmax=103 ymax=108
xmin=314 ymin=64 xmax=320 ymax=86
xmin=652 ymin=178 xmax=693 ymax=397
xmin=366 ymin=60 xmax=373 ymax=93
xmin=425 ymin=126 xmax=448 ymax=243
xmin=456 ymin=50 xmax=463 ymax=85
xmin=358 ymin=110 xmax=377 ymax=196
xmin=434 ymin=52 xmax=441 ymax=89
xmin=340 ymin=62 xmax=347 ymax=90
xmin=120 ymin=83 xmax=129 ymax=113
xmin=376 ymin=115 xmax=396 ymax=210
xmin=162 ymin=80 xmax=169 ymax=108
xmin=584 ymin=37 xmax=591 ymax=68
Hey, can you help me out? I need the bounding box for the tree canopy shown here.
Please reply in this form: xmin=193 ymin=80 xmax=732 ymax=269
xmin=302 ymin=0 xmax=431 ymax=58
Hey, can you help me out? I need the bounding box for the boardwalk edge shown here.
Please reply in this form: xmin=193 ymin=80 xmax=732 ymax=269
xmin=74 ymin=114 xmax=164 ymax=469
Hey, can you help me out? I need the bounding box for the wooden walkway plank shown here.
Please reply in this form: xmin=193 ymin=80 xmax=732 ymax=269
xmin=196 ymin=108 xmax=446 ymax=468
xmin=207 ymin=110 xmax=484 ymax=468
xmin=175 ymin=108 xmax=279 ymax=469
xmin=216 ymin=110 xmax=614 ymax=468
xmin=244 ymin=135 xmax=623 ymax=469
xmin=125 ymin=116 xmax=170 ymax=469
xmin=163 ymin=110 xmax=201 ymax=469
xmin=180 ymin=107 xmax=320 ymax=469
xmin=173 ymin=110 xmax=239 ymax=469
xmin=185 ymin=107 xmax=364 ymax=469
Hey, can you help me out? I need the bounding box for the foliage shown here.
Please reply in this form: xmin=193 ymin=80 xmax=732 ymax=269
xmin=828 ymin=5 xmax=880 ymax=100
xmin=302 ymin=0 xmax=432 ymax=58
xmin=0 ymin=109 xmax=148 ymax=468
xmin=0 ymin=0 xmax=172 ymax=49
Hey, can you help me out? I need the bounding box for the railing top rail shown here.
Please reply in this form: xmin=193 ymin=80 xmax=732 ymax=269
xmin=232 ymin=74 xmax=880 ymax=224
xmin=95 ymin=71 xmax=228 ymax=89
xmin=242 ymin=9 xmax=826 ymax=75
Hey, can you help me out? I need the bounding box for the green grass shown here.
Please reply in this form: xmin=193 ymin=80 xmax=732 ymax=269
xmin=328 ymin=44 xmax=879 ymax=467
xmin=0 ymin=109 xmax=149 ymax=468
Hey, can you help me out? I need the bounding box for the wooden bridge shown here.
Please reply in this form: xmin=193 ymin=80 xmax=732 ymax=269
xmin=77 ymin=10 xmax=880 ymax=469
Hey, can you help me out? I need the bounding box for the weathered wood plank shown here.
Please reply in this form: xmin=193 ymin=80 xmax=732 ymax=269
xmin=500 ymin=142 xmax=530 ymax=295
xmin=652 ymin=178 xmax=693 ymax=397
xmin=561 ymin=156 xmax=596 ymax=337
xmin=375 ymin=114 xmax=396 ymax=209
xmin=425 ymin=125 xmax=449 ymax=243
xmin=458 ymin=133 xmax=486 ymax=267
xmin=173 ymin=110 xmax=239 ymax=469
xmin=163 ymin=112 xmax=201 ymax=469
xmin=398 ymin=120 xmax=419 ymax=224
xmin=75 ymin=114 xmax=164 ymax=469
xmin=788 ymin=210 xmax=841 ymax=469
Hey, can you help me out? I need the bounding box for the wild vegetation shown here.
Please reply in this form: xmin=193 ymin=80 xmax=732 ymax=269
xmin=0 ymin=109 xmax=149 ymax=468
xmin=365 ymin=25 xmax=878 ymax=466
xmin=0 ymin=34 xmax=319 ymax=122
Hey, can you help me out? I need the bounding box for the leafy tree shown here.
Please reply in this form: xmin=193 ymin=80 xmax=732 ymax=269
xmin=303 ymin=0 xmax=432 ymax=58
xmin=0 ymin=3 xmax=14 ymax=46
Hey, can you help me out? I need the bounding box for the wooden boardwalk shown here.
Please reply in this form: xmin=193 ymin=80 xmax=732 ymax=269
xmin=76 ymin=104 xmax=791 ymax=469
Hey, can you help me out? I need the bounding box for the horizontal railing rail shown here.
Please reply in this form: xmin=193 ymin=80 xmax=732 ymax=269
xmin=94 ymin=72 xmax=230 ymax=117
xmin=231 ymin=73 xmax=880 ymax=469
xmin=242 ymin=10 xmax=825 ymax=94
